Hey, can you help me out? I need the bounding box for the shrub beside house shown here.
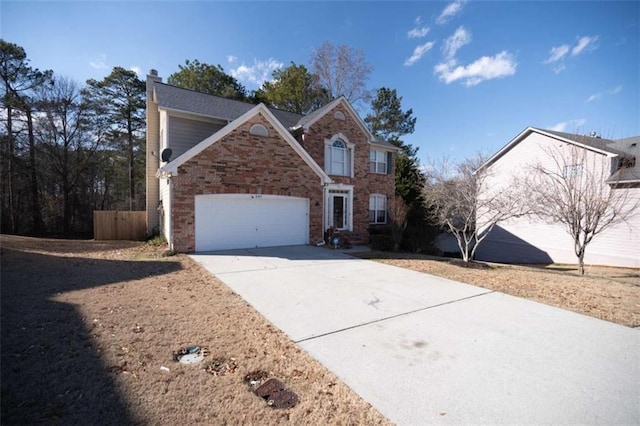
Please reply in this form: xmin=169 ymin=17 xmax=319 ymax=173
xmin=145 ymin=70 xmax=397 ymax=252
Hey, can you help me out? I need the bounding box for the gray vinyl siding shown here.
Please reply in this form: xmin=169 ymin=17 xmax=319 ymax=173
xmin=167 ymin=116 xmax=225 ymax=159
xmin=476 ymin=132 xmax=640 ymax=268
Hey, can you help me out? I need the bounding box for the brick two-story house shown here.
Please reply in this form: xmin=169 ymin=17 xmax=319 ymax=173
xmin=145 ymin=70 xmax=396 ymax=252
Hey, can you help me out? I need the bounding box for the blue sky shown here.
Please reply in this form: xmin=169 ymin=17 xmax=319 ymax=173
xmin=2 ymin=0 xmax=638 ymax=164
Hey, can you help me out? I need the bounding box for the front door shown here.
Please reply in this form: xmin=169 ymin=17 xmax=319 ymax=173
xmin=331 ymin=194 xmax=347 ymax=229
xmin=329 ymin=192 xmax=350 ymax=230
xmin=325 ymin=185 xmax=353 ymax=232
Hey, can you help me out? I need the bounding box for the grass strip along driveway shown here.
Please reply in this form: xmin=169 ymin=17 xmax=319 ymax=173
xmin=0 ymin=236 xmax=389 ymax=425
xmin=355 ymin=251 xmax=639 ymax=328
xmin=1 ymin=235 xmax=637 ymax=424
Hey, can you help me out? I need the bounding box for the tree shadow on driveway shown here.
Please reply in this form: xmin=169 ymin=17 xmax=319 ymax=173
xmin=1 ymin=247 xmax=182 ymax=425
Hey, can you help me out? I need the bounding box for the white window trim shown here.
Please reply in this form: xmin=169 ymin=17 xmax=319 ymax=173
xmin=324 ymin=133 xmax=355 ymax=178
xmin=370 ymin=149 xmax=388 ymax=174
xmin=369 ymin=193 xmax=387 ymax=224
xmin=250 ymin=123 xmax=269 ymax=137
xmin=323 ymin=183 xmax=354 ymax=231
xmin=563 ymin=163 xmax=583 ymax=178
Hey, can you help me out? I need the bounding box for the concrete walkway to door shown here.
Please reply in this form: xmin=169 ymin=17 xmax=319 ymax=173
xmin=191 ymin=245 xmax=639 ymax=425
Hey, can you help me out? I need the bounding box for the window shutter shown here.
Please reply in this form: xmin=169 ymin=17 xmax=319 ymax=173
xmin=386 ymin=152 xmax=393 ymax=174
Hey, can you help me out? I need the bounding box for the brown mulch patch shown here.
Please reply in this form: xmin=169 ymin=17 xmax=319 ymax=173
xmin=355 ymin=251 xmax=640 ymax=328
xmin=0 ymin=235 xmax=390 ymax=425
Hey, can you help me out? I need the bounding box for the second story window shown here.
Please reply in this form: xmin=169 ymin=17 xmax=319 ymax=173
xmin=370 ymin=150 xmax=389 ymax=174
xmin=324 ymin=135 xmax=354 ymax=177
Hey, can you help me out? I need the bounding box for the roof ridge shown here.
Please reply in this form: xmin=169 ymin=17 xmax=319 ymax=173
xmin=155 ymin=81 xmax=304 ymax=118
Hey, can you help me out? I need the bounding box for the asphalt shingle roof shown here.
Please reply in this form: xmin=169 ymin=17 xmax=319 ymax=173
xmin=154 ymin=83 xmax=303 ymax=128
xmin=534 ymin=128 xmax=628 ymax=156
xmin=154 ymin=83 xmax=398 ymax=149
xmin=532 ymin=128 xmax=640 ymax=184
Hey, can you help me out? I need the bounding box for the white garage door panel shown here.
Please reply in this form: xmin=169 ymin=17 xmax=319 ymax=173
xmin=195 ymin=194 xmax=309 ymax=252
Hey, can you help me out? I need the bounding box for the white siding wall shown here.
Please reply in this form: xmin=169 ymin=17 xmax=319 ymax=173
xmin=477 ymin=133 xmax=640 ymax=268
xmin=159 ymin=178 xmax=172 ymax=249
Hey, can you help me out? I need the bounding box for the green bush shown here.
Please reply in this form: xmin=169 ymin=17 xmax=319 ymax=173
xmin=370 ymin=234 xmax=394 ymax=251
xmin=368 ymin=225 xmax=392 ymax=236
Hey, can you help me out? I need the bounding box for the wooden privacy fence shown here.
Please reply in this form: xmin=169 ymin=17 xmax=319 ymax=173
xmin=93 ymin=211 xmax=147 ymax=240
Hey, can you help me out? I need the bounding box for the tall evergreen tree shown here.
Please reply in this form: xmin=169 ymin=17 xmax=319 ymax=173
xmin=365 ymin=87 xmax=435 ymax=252
xmin=168 ymin=59 xmax=247 ymax=100
xmin=84 ymin=67 xmax=145 ymax=210
xmin=0 ymin=39 xmax=52 ymax=234
xmin=365 ymin=87 xmax=422 ymax=202
xmin=255 ymin=62 xmax=324 ymax=114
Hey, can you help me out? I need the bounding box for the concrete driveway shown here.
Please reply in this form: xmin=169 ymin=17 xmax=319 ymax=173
xmin=191 ymin=245 xmax=639 ymax=425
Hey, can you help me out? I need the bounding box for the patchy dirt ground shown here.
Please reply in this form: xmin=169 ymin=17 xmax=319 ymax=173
xmin=356 ymin=251 xmax=640 ymax=328
xmin=0 ymin=236 xmax=390 ymax=425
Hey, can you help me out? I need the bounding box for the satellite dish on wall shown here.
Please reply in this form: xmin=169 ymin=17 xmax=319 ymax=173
xmin=161 ymin=148 xmax=172 ymax=162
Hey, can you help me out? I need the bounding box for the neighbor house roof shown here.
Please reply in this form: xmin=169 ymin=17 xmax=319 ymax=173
xmin=538 ymin=128 xmax=627 ymax=156
xmin=153 ymin=83 xmax=303 ymax=128
xmin=477 ymin=126 xmax=640 ymax=184
xmin=607 ymin=135 xmax=640 ymax=184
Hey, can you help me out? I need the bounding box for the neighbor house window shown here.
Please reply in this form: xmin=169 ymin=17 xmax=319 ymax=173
xmin=370 ymin=150 xmax=388 ymax=174
xmin=369 ymin=194 xmax=387 ymax=224
xmin=325 ymin=135 xmax=354 ymax=176
xmin=563 ymin=164 xmax=583 ymax=178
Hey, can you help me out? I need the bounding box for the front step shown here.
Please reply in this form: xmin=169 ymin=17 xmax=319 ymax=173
xmin=326 ymin=231 xmax=369 ymax=247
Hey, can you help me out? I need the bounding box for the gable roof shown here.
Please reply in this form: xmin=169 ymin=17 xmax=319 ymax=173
xmin=477 ymin=127 xmax=640 ymax=184
xmin=478 ymin=127 xmax=625 ymax=172
xmin=538 ymin=128 xmax=627 ymax=156
xmin=158 ymin=103 xmax=332 ymax=184
xmin=293 ymin=97 xmax=397 ymax=150
xmin=153 ymin=81 xmax=398 ymax=151
xmin=153 ymin=82 xmax=303 ymax=128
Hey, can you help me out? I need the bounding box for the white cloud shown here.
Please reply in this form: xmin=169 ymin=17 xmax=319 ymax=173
xmin=544 ymin=45 xmax=570 ymax=63
xmin=572 ymin=35 xmax=598 ymax=56
xmin=227 ymin=55 xmax=237 ymax=63
xmin=552 ymin=64 xmax=566 ymax=75
xmin=89 ymin=54 xmax=107 ymax=69
xmin=549 ymin=118 xmax=587 ymax=132
xmin=404 ymin=42 xmax=435 ymax=66
xmin=443 ymin=26 xmax=471 ymax=60
xmin=544 ymin=35 xmax=598 ymax=72
xmin=437 ymin=0 xmax=467 ymax=25
xmin=408 ymin=26 xmax=430 ymax=39
xmin=415 ymin=16 xmax=423 ymax=25
xmin=434 ymin=51 xmax=517 ymax=86
xmin=130 ymin=66 xmax=141 ymax=77
xmin=587 ymin=85 xmax=622 ymax=102
xmin=230 ymin=58 xmax=284 ymax=86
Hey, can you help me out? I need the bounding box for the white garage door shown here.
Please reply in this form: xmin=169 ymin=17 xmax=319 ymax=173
xmin=195 ymin=194 xmax=309 ymax=252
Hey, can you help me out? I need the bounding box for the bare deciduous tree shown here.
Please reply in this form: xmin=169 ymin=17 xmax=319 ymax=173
xmin=526 ymin=144 xmax=639 ymax=275
xmin=423 ymin=154 xmax=526 ymax=262
xmin=310 ymin=41 xmax=372 ymax=106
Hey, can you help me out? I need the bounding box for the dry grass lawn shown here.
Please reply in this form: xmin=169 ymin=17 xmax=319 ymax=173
xmin=355 ymin=251 xmax=640 ymax=328
xmin=1 ymin=236 xmax=390 ymax=425
xmin=3 ymin=236 xmax=638 ymax=425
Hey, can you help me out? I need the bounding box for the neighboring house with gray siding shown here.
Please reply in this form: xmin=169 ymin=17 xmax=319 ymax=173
xmin=475 ymin=127 xmax=639 ymax=268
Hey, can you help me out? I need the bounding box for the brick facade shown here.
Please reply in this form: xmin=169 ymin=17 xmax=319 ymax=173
xmin=299 ymin=104 xmax=395 ymax=236
xmin=170 ymin=114 xmax=324 ymax=252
